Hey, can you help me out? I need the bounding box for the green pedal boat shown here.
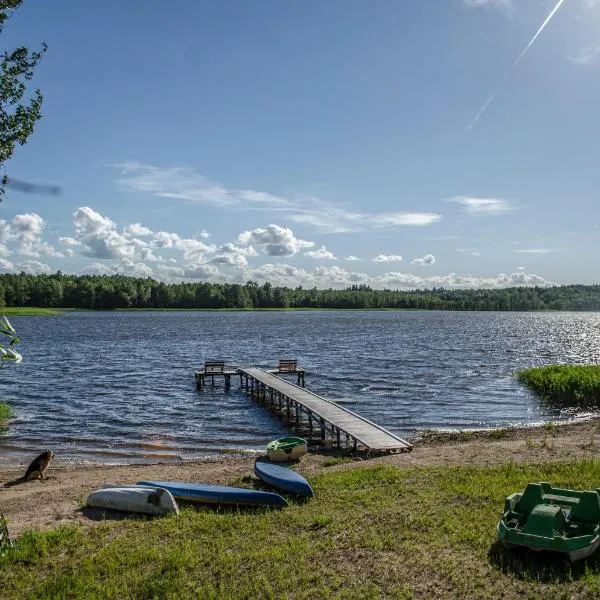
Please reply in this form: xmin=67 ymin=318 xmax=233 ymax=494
xmin=497 ymin=481 xmax=600 ymax=562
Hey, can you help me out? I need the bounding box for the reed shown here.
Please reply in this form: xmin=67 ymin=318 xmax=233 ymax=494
xmin=0 ymin=402 xmax=12 ymax=420
xmin=516 ymin=364 xmax=600 ymax=407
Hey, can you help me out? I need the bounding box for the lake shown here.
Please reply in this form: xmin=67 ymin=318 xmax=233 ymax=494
xmin=0 ymin=310 xmax=598 ymax=466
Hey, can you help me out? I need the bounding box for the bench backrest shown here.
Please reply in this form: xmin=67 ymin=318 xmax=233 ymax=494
xmin=278 ymin=359 xmax=298 ymax=372
xmin=204 ymin=361 xmax=225 ymax=374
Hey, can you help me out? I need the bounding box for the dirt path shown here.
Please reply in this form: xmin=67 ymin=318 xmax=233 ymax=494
xmin=1 ymin=419 xmax=599 ymax=537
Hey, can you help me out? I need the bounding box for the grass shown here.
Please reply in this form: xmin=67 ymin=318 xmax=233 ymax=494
xmin=5 ymin=461 xmax=600 ymax=598
xmin=0 ymin=401 xmax=12 ymax=421
xmin=516 ymin=364 xmax=600 ymax=408
xmin=0 ymin=307 xmax=64 ymax=316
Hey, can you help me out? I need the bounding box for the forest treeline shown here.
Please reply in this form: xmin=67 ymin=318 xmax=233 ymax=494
xmin=0 ymin=273 xmax=600 ymax=311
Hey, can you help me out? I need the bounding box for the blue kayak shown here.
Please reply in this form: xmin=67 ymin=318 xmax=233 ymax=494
xmin=254 ymin=461 xmax=314 ymax=498
xmin=136 ymin=480 xmax=288 ymax=508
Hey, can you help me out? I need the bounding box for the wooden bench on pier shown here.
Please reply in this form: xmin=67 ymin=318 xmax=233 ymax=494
xmin=194 ymin=360 xmax=239 ymax=390
xmin=267 ymin=359 xmax=307 ymax=387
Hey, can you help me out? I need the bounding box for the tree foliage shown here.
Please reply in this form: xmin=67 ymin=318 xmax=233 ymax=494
xmin=0 ymin=0 xmax=46 ymax=201
xmin=0 ymin=314 xmax=20 ymax=364
xmin=1 ymin=272 xmax=600 ymax=311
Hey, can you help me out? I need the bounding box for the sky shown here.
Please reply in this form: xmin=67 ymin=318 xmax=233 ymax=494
xmin=1 ymin=0 xmax=600 ymax=290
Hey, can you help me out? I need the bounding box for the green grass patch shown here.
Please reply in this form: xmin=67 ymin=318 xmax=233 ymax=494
xmin=0 ymin=402 xmax=12 ymax=420
xmin=4 ymin=461 xmax=600 ymax=598
xmin=517 ymin=364 xmax=600 ymax=408
xmin=1 ymin=307 xmax=64 ymax=316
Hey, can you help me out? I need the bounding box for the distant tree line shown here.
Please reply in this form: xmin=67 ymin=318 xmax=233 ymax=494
xmin=1 ymin=273 xmax=600 ymax=311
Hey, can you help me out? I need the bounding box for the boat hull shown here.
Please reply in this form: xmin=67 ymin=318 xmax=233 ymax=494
xmin=266 ymin=437 xmax=307 ymax=462
xmin=254 ymin=461 xmax=313 ymax=497
xmin=137 ymin=480 xmax=288 ymax=508
xmin=86 ymin=486 xmax=179 ymax=516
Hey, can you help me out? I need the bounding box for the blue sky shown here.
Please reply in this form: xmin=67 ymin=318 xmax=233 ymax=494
xmin=1 ymin=0 xmax=599 ymax=289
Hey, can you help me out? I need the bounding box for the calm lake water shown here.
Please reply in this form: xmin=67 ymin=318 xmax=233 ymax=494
xmin=0 ymin=310 xmax=598 ymax=466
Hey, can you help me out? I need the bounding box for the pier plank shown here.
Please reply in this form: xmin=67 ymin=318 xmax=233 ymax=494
xmin=240 ymin=367 xmax=412 ymax=452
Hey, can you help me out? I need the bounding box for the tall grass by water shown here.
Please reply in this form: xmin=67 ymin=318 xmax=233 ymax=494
xmin=4 ymin=461 xmax=600 ymax=598
xmin=0 ymin=402 xmax=12 ymax=420
xmin=517 ymin=365 xmax=600 ymax=407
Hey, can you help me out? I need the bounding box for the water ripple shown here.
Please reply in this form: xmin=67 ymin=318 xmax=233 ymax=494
xmin=1 ymin=310 xmax=599 ymax=465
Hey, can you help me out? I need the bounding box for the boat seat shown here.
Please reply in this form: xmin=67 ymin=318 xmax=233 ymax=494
xmin=515 ymin=483 xmax=545 ymax=515
xmin=543 ymin=494 xmax=581 ymax=508
xmin=570 ymin=491 xmax=600 ymax=524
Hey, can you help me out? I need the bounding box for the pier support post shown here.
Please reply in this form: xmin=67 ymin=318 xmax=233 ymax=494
xmin=225 ymin=375 xmax=231 ymax=390
xmin=320 ymin=418 xmax=326 ymax=440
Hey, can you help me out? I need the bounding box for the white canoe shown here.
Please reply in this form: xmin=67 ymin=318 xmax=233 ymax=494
xmin=86 ymin=486 xmax=179 ymax=516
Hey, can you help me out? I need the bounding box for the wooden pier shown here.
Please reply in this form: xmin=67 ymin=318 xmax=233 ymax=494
xmin=238 ymin=367 xmax=412 ymax=453
xmin=194 ymin=361 xmax=238 ymax=390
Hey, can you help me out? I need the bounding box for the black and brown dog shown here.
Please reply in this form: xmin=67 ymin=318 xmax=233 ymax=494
xmin=3 ymin=450 xmax=55 ymax=487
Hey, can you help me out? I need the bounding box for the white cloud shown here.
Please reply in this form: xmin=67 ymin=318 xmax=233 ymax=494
xmin=181 ymin=263 xmax=221 ymax=279
xmin=373 ymin=254 xmax=403 ymax=263
xmin=73 ymin=207 xmax=135 ymax=260
xmin=568 ymin=45 xmax=600 ymax=65
xmin=304 ymin=245 xmax=337 ymax=260
xmin=0 ymin=220 xmax=11 ymax=245
xmin=412 ymin=254 xmax=436 ymax=265
xmin=241 ymin=263 xmax=553 ymax=290
xmin=114 ymin=163 xmax=441 ymax=234
xmin=513 ymin=248 xmax=557 ymax=254
xmin=59 ymin=237 xmax=81 ymax=247
xmin=209 ymin=253 xmax=248 ymax=267
xmin=464 ymin=0 xmax=514 ymax=15
xmin=0 ymin=258 xmax=14 ymax=272
xmin=81 ymin=260 xmax=154 ymax=278
xmin=345 ymin=256 xmax=361 ymax=261
xmin=289 ymin=204 xmax=441 ymax=233
xmin=449 ymin=196 xmax=513 ymax=216
xmin=238 ymin=224 xmax=314 ymax=256
xmin=379 ymin=270 xmax=552 ymax=290
xmin=15 ymin=260 xmax=52 ymax=275
xmin=457 ymin=248 xmax=482 ymax=257
xmin=115 ymin=162 xmax=288 ymax=208
xmin=9 ymin=213 xmax=63 ymax=258
xmin=0 ymin=257 xmax=52 ymax=275
xmin=199 ymin=230 xmax=211 ymax=239
xmin=125 ymin=223 xmax=153 ymax=237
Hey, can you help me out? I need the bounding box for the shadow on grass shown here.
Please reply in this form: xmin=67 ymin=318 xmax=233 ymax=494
xmin=488 ymin=540 xmax=600 ymax=582
xmin=238 ymin=474 xmax=312 ymax=505
xmin=80 ymin=506 xmax=160 ymax=523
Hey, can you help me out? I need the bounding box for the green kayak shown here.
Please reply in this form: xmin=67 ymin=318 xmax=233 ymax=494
xmin=497 ymin=481 xmax=600 ymax=562
xmin=266 ymin=437 xmax=307 ymax=462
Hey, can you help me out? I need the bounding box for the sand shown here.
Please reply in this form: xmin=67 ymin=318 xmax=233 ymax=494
xmin=1 ymin=419 xmax=599 ymax=537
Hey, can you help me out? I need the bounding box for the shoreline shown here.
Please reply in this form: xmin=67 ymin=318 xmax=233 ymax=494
xmin=2 ymin=418 xmax=600 ymax=537
xmin=1 ymin=415 xmax=594 ymax=470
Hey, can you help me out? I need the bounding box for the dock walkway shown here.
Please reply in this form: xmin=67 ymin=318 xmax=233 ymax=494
xmin=239 ymin=367 xmax=412 ymax=453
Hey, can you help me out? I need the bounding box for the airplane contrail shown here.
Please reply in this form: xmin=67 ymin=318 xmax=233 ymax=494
xmin=465 ymin=0 xmax=568 ymax=132
xmin=514 ymin=0 xmax=567 ymax=66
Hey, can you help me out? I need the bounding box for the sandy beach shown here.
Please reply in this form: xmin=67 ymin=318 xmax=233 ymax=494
xmin=1 ymin=419 xmax=599 ymax=537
